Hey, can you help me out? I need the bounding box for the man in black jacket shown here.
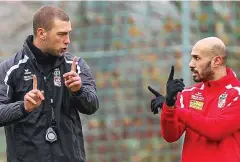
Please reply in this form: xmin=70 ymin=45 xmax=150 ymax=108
xmin=0 ymin=5 xmax=99 ymax=162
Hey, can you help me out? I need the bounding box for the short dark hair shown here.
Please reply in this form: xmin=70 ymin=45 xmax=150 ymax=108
xmin=33 ymin=5 xmax=69 ymax=36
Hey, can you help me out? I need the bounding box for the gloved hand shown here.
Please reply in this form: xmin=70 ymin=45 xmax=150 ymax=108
xmin=148 ymin=86 xmax=165 ymax=114
xmin=165 ymin=66 xmax=185 ymax=107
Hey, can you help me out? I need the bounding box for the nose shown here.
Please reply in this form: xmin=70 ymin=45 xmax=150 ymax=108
xmin=189 ymin=59 xmax=195 ymax=68
xmin=64 ymin=35 xmax=70 ymax=44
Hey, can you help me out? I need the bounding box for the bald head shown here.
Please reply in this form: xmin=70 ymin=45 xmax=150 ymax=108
xmin=195 ymin=37 xmax=226 ymax=57
xmin=192 ymin=37 xmax=227 ymax=65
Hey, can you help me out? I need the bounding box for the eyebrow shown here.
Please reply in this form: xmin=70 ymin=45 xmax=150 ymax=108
xmin=57 ymin=31 xmax=72 ymax=34
xmin=191 ymin=54 xmax=200 ymax=58
xmin=191 ymin=53 xmax=198 ymax=56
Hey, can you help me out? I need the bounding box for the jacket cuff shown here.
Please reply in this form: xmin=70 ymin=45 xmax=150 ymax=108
xmin=20 ymin=102 xmax=29 ymax=116
xmin=162 ymin=102 xmax=177 ymax=118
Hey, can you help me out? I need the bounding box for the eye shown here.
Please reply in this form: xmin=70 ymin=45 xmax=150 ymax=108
xmin=192 ymin=55 xmax=200 ymax=61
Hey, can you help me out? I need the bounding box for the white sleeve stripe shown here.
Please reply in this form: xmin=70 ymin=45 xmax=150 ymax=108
xmin=182 ymin=87 xmax=196 ymax=92
xmin=233 ymin=97 xmax=238 ymax=101
xmin=180 ymin=94 xmax=184 ymax=108
xmin=226 ymin=84 xmax=240 ymax=95
xmin=4 ymin=55 xmax=29 ymax=95
xmin=225 ymin=84 xmax=240 ymax=107
xmin=64 ymin=57 xmax=81 ymax=74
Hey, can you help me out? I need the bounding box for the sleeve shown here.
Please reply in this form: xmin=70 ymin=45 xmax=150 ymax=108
xmin=176 ymin=93 xmax=240 ymax=141
xmin=70 ymin=58 xmax=99 ymax=115
xmin=0 ymin=60 xmax=29 ymax=127
xmin=161 ymin=93 xmax=186 ymax=142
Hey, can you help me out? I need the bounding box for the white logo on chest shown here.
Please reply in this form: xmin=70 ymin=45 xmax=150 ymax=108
xmin=24 ymin=69 xmax=33 ymax=81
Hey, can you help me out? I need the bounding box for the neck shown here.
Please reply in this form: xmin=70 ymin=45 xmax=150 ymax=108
xmin=33 ymin=37 xmax=46 ymax=54
xmin=213 ymin=66 xmax=227 ymax=81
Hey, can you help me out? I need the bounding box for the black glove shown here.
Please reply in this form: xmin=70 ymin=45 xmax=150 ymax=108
xmin=148 ymin=86 xmax=165 ymax=114
xmin=165 ymin=66 xmax=185 ymax=107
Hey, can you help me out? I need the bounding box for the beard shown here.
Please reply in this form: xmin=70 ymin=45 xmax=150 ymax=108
xmin=192 ymin=61 xmax=214 ymax=82
xmin=45 ymin=47 xmax=63 ymax=57
xmin=43 ymin=37 xmax=63 ymax=57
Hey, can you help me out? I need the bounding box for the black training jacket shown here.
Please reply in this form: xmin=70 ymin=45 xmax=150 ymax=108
xmin=0 ymin=36 xmax=99 ymax=162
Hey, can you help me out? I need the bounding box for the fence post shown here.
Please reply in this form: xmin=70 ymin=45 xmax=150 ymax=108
xmin=180 ymin=0 xmax=191 ymax=151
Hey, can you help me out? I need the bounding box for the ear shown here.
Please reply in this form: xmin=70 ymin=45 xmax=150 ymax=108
xmin=36 ymin=28 xmax=46 ymax=40
xmin=212 ymin=56 xmax=223 ymax=67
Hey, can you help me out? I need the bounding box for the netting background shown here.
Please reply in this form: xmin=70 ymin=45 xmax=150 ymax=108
xmin=0 ymin=1 xmax=240 ymax=162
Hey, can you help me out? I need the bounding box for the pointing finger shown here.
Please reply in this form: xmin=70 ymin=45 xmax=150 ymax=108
xmin=33 ymin=75 xmax=37 ymax=90
xmin=167 ymin=66 xmax=174 ymax=82
xmin=148 ymin=86 xmax=160 ymax=97
xmin=71 ymin=57 xmax=77 ymax=72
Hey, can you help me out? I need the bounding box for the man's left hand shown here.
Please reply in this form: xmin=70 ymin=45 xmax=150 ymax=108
xmin=63 ymin=57 xmax=82 ymax=92
xmin=148 ymin=86 xmax=165 ymax=114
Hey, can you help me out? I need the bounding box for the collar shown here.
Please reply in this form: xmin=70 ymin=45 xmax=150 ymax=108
xmin=25 ymin=35 xmax=59 ymax=65
xmin=203 ymin=68 xmax=237 ymax=88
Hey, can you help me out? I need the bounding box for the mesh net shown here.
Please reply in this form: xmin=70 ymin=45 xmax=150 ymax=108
xmin=0 ymin=1 xmax=240 ymax=162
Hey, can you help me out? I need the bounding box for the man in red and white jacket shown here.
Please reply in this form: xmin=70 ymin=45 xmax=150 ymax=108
xmin=149 ymin=37 xmax=240 ymax=162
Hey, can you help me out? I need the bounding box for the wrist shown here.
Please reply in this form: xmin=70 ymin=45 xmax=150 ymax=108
xmin=70 ymin=86 xmax=83 ymax=96
xmin=165 ymin=97 xmax=176 ymax=107
xmin=166 ymin=105 xmax=175 ymax=108
xmin=20 ymin=102 xmax=30 ymax=116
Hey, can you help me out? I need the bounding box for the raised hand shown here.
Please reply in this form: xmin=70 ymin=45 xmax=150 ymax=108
xmin=63 ymin=57 xmax=82 ymax=92
xmin=24 ymin=75 xmax=45 ymax=112
xmin=148 ymin=86 xmax=165 ymax=114
xmin=165 ymin=66 xmax=185 ymax=107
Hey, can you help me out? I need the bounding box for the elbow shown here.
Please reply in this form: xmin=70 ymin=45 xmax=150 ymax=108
xmin=163 ymin=137 xmax=178 ymax=143
xmin=82 ymin=100 xmax=99 ymax=115
xmin=84 ymin=105 xmax=99 ymax=115
xmin=71 ymin=94 xmax=99 ymax=115
xmin=161 ymin=129 xmax=180 ymax=143
xmin=162 ymin=134 xmax=180 ymax=143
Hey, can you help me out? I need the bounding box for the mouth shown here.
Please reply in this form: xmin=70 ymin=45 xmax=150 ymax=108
xmin=192 ymin=73 xmax=198 ymax=77
xmin=191 ymin=69 xmax=198 ymax=77
xmin=61 ymin=48 xmax=67 ymax=53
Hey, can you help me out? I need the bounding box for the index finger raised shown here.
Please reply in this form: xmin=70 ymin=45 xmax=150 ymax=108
xmin=33 ymin=75 xmax=37 ymax=90
xmin=71 ymin=57 xmax=77 ymax=72
xmin=167 ymin=66 xmax=174 ymax=82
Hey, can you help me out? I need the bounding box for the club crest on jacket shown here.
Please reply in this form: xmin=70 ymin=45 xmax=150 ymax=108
xmin=53 ymin=68 xmax=61 ymax=87
xmin=218 ymin=92 xmax=228 ymax=108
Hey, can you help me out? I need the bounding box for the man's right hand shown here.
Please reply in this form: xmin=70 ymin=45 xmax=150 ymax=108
xmin=165 ymin=66 xmax=185 ymax=107
xmin=24 ymin=75 xmax=45 ymax=112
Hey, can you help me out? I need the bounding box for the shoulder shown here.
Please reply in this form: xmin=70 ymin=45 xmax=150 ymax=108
xmin=0 ymin=52 xmax=26 ymax=84
xmin=63 ymin=52 xmax=91 ymax=72
xmin=225 ymin=82 xmax=240 ymax=96
xmin=0 ymin=52 xmax=25 ymax=74
xmin=181 ymin=83 xmax=203 ymax=94
xmin=63 ymin=52 xmax=86 ymax=65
